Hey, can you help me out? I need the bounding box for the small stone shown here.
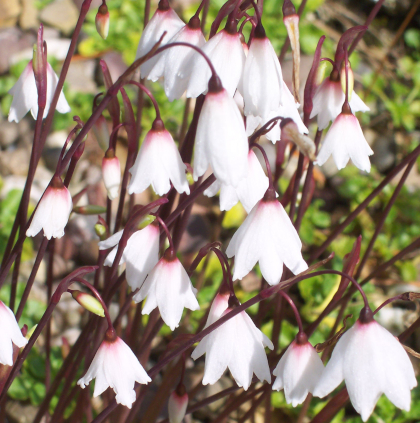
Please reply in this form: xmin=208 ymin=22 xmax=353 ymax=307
xmin=19 ymin=0 xmax=38 ymax=30
xmin=0 ymin=119 xmax=19 ymax=147
xmin=66 ymin=60 xmax=97 ymax=94
xmin=0 ymin=0 xmax=21 ymax=28
xmin=40 ymin=0 xmax=79 ymax=34
xmin=0 ymin=28 xmax=35 ymax=73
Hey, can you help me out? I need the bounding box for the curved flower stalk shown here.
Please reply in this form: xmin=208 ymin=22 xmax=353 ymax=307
xmin=26 ymin=176 xmax=73 ymax=240
xmin=191 ymin=296 xmax=273 ymax=390
xmin=204 ymin=150 xmax=269 ymax=212
xmin=316 ymin=109 xmax=373 ymax=172
xmin=187 ymin=24 xmax=245 ymax=98
xmin=0 ymin=301 xmax=28 ymax=366
xmin=313 ymin=307 xmax=417 ymax=421
xmin=99 ymin=222 xmax=160 ymax=291
xmin=147 ymin=16 xmax=206 ymax=101
xmin=78 ymin=329 xmax=151 ymax=408
xmin=310 ymin=75 xmax=369 ymax=130
xmin=8 ymin=61 xmax=70 ymax=123
xmin=136 ymin=0 xmax=184 ymax=79
xmin=273 ymin=334 xmax=323 ymax=406
xmin=193 ymin=76 xmax=248 ymax=187
xmin=226 ymin=191 xmax=308 ymax=285
xmin=240 ymin=22 xmax=283 ymax=121
xmin=133 ymin=249 xmax=199 ymax=331
xmin=128 ymin=119 xmax=190 ymax=196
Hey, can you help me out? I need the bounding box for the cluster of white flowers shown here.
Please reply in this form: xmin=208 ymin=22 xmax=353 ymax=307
xmin=4 ymin=0 xmax=416 ymax=420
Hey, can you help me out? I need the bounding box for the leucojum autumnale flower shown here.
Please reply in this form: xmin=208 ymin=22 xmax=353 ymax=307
xmin=1 ymin=0 xmax=419 ymax=422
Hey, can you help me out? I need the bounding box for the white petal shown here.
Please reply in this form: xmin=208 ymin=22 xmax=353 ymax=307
xmin=137 ymin=8 xmax=184 ymax=79
xmin=194 ymin=88 xmax=248 ymax=187
xmin=187 ymin=30 xmax=245 ymax=98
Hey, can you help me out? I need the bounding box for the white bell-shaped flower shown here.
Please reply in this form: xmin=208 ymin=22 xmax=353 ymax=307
xmin=0 ymin=301 xmax=28 ymax=366
xmin=226 ymin=192 xmax=308 ymax=285
xmin=313 ymin=308 xmax=417 ymax=422
xmin=273 ymin=334 xmax=324 ymax=406
xmin=310 ymin=76 xmax=369 ymax=130
xmin=246 ymin=80 xmax=308 ymax=143
xmin=26 ymin=176 xmax=72 ymax=240
xmin=133 ymin=250 xmax=200 ymax=331
xmin=136 ymin=0 xmax=184 ymax=79
xmin=8 ymin=61 xmax=70 ymax=123
xmin=241 ymin=23 xmax=283 ymax=120
xmin=78 ymin=331 xmax=151 ymax=408
xmin=191 ymin=297 xmax=273 ymax=390
xmin=147 ymin=16 xmax=206 ymax=101
xmin=102 ymin=150 xmax=121 ymax=200
xmin=99 ymin=223 xmax=160 ymax=291
xmin=168 ymin=388 xmax=189 ymax=423
xmin=316 ymin=109 xmax=373 ymax=172
xmin=204 ymin=150 xmax=269 ymax=212
xmin=187 ymin=23 xmax=245 ymax=98
xmin=193 ymin=76 xmax=248 ymax=187
xmin=128 ymin=119 xmax=190 ymax=196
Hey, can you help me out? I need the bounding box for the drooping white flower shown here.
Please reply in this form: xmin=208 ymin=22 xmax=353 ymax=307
xmin=313 ymin=311 xmax=417 ymax=422
xmin=168 ymin=388 xmax=189 ymax=423
xmin=273 ymin=335 xmax=324 ymax=406
xmin=128 ymin=120 xmax=190 ymax=196
xmin=136 ymin=0 xmax=184 ymax=79
xmin=102 ymin=151 xmax=121 ymax=200
xmin=147 ymin=17 xmax=206 ymax=101
xmin=99 ymin=223 xmax=160 ymax=291
xmin=241 ymin=23 xmax=283 ymax=120
xmin=26 ymin=177 xmax=72 ymax=240
xmin=78 ymin=332 xmax=151 ymax=408
xmin=310 ymin=76 xmax=369 ymax=130
xmin=226 ymin=194 xmax=308 ymax=285
xmin=133 ymin=251 xmax=199 ymax=331
xmin=316 ymin=111 xmax=373 ymax=172
xmin=246 ymin=80 xmax=308 ymax=143
xmin=193 ymin=77 xmax=248 ymax=187
xmin=191 ymin=299 xmax=273 ymax=390
xmin=187 ymin=25 xmax=245 ymax=98
xmin=8 ymin=61 xmax=70 ymax=123
xmin=204 ymin=150 xmax=269 ymax=212
xmin=0 ymin=301 xmax=28 ymax=366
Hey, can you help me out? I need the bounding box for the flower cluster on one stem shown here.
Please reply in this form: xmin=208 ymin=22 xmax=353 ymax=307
xmin=0 ymin=0 xmax=419 ymax=422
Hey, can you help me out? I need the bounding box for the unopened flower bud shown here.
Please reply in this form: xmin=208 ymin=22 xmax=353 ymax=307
xmin=283 ymin=1 xmax=300 ymax=103
xmin=281 ymin=119 xmax=316 ymax=161
xmin=186 ymin=169 xmax=194 ymax=186
xmin=93 ymin=115 xmax=109 ymax=151
xmin=168 ymin=387 xmax=188 ymax=423
xmin=26 ymin=324 xmax=37 ymax=340
xmin=340 ymin=61 xmax=354 ymax=101
xmin=315 ymin=60 xmax=328 ymax=86
xmin=102 ymin=149 xmax=121 ymax=200
xmin=73 ymin=205 xmax=107 ymax=215
xmin=96 ymin=3 xmax=110 ymax=40
xmin=137 ymin=214 xmax=156 ymax=230
xmin=95 ymin=223 xmax=107 ymax=240
xmin=70 ymin=290 xmax=105 ymax=317
xmin=61 ymin=337 xmax=70 ymax=359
